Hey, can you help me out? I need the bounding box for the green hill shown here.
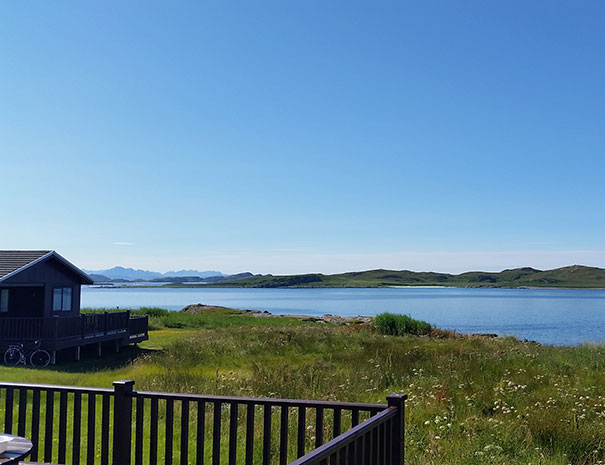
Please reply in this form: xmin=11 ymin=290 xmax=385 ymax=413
xmin=182 ymin=265 xmax=605 ymax=289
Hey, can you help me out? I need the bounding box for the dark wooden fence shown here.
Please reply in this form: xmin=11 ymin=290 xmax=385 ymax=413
xmin=0 ymin=318 xmax=48 ymax=340
xmin=0 ymin=311 xmax=148 ymax=343
xmin=0 ymin=381 xmax=406 ymax=465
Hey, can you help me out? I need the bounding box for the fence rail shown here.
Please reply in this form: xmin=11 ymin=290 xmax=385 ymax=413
xmin=128 ymin=316 xmax=149 ymax=338
xmin=0 ymin=312 xmax=148 ymax=344
xmin=0 ymin=381 xmax=406 ymax=465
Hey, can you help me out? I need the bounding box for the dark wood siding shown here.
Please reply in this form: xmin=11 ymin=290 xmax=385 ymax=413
xmin=1 ymin=257 xmax=84 ymax=318
xmin=1 ymin=286 xmax=44 ymax=317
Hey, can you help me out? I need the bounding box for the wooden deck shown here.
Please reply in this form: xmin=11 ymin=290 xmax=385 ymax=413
xmin=0 ymin=311 xmax=148 ymax=351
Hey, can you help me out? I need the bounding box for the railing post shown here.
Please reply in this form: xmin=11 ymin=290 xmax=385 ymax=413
xmin=104 ymin=311 xmax=108 ymax=335
xmin=126 ymin=310 xmax=131 ymax=333
xmin=113 ymin=380 xmax=135 ymax=465
xmin=53 ymin=315 xmax=59 ymax=339
xmin=387 ymin=394 xmax=407 ymax=465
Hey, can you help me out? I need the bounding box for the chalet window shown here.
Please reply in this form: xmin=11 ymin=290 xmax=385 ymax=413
xmin=53 ymin=287 xmax=72 ymax=311
xmin=0 ymin=289 xmax=8 ymax=313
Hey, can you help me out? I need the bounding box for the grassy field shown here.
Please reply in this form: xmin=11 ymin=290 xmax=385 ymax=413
xmin=2 ymin=306 xmax=605 ymax=464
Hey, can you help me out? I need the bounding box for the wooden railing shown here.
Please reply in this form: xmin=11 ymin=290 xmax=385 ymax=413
xmin=0 ymin=317 xmax=48 ymax=340
xmin=128 ymin=315 xmax=149 ymax=338
xmin=287 ymin=397 xmax=405 ymax=465
xmin=0 ymin=311 xmax=148 ymax=343
xmin=0 ymin=381 xmax=406 ymax=465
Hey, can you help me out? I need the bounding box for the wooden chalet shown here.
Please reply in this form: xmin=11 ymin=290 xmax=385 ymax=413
xmin=0 ymin=250 xmax=148 ymax=363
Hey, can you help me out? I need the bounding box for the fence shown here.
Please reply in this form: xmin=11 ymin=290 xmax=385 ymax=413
xmin=0 ymin=312 xmax=148 ymax=343
xmin=0 ymin=381 xmax=406 ymax=465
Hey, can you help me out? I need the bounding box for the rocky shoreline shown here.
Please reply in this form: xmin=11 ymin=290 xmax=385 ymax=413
xmin=180 ymin=304 xmax=509 ymax=341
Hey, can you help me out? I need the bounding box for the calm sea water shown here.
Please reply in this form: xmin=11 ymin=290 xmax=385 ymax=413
xmin=81 ymin=286 xmax=605 ymax=346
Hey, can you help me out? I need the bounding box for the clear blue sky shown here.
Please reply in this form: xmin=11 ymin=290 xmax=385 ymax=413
xmin=1 ymin=1 xmax=604 ymax=274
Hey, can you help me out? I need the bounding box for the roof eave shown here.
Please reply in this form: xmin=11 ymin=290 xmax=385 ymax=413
xmin=48 ymin=251 xmax=95 ymax=285
xmin=0 ymin=251 xmax=54 ymax=284
xmin=0 ymin=251 xmax=94 ymax=285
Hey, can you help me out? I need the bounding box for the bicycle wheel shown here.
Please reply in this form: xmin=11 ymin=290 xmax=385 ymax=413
xmin=4 ymin=347 xmax=23 ymax=365
xmin=30 ymin=349 xmax=51 ymax=368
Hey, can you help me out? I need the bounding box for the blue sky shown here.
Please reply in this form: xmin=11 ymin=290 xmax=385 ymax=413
xmin=1 ymin=1 xmax=604 ymax=274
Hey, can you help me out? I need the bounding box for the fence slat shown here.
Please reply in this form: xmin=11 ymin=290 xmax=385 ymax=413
xmin=364 ymin=426 xmax=371 ymax=465
xmin=4 ymin=388 xmax=14 ymax=434
xmin=165 ymin=398 xmax=174 ymax=464
xmin=44 ymin=390 xmax=54 ymax=463
xmin=196 ymin=401 xmax=205 ymax=465
xmin=351 ymin=408 xmax=359 ymax=428
xmin=316 ymin=407 xmax=324 ymax=448
xmin=135 ymin=396 xmax=144 ymax=465
xmin=73 ymin=392 xmax=82 ymax=465
xmin=87 ymin=393 xmax=96 ymax=465
xmin=212 ymin=401 xmax=221 ymax=465
xmin=380 ymin=422 xmax=386 ymax=465
xmin=31 ymin=389 xmax=41 ymax=462
xmin=101 ymin=394 xmax=110 ymax=465
xmin=150 ymin=397 xmax=159 ymax=465
xmin=280 ymin=406 xmax=289 ymax=465
xmin=181 ymin=399 xmax=189 ymax=465
xmin=17 ymin=388 xmax=27 ymax=437
xmin=228 ymin=402 xmax=238 ymax=465
xmin=373 ymin=423 xmax=379 ymax=464
xmin=333 ymin=408 xmax=341 ymax=439
xmin=245 ymin=403 xmax=255 ymax=465
xmin=263 ymin=405 xmax=272 ymax=465
xmin=297 ymin=406 xmax=306 ymax=458
xmin=58 ymin=391 xmax=68 ymax=464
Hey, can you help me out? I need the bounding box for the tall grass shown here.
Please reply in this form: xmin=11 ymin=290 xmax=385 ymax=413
xmin=373 ymin=312 xmax=433 ymax=336
xmin=3 ymin=307 xmax=605 ymax=464
xmin=83 ymin=306 xmax=309 ymax=330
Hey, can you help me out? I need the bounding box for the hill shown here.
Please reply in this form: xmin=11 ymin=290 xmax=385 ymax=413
xmin=196 ymin=265 xmax=605 ymax=289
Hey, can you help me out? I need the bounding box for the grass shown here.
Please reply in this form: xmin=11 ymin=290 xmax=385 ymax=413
xmin=2 ymin=306 xmax=605 ymax=464
xmin=374 ymin=312 xmax=433 ymax=336
xmin=84 ymin=305 xmax=309 ymax=330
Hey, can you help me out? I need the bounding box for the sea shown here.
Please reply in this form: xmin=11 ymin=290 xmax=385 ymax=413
xmin=81 ymin=286 xmax=605 ymax=346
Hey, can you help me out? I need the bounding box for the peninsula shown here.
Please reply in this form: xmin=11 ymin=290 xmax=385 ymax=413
xmin=163 ymin=265 xmax=605 ymax=289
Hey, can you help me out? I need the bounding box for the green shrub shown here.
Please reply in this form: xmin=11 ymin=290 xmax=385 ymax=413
xmin=373 ymin=312 xmax=433 ymax=336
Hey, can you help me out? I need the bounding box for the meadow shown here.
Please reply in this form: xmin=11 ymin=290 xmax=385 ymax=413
xmin=1 ymin=306 xmax=604 ymax=464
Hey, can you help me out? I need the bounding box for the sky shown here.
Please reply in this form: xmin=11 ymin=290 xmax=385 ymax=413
xmin=1 ymin=1 xmax=604 ymax=275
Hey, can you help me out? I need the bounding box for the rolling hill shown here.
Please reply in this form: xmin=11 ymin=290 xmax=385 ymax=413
xmin=189 ymin=265 xmax=605 ymax=289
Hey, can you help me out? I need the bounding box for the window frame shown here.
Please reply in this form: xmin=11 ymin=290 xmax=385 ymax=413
xmin=53 ymin=287 xmax=73 ymax=312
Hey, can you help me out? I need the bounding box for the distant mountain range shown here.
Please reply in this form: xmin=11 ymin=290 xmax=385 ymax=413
xmin=195 ymin=265 xmax=605 ymax=289
xmin=84 ymin=266 xmax=225 ymax=282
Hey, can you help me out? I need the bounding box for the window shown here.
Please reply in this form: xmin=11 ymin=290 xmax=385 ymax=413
xmin=0 ymin=289 xmax=8 ymax=313
xmin=53 ymin=287 xmax=72 ymax=311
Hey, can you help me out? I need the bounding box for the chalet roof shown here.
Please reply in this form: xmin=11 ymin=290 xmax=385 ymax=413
xmin=0 ymin=250 xmax=93 ymax=284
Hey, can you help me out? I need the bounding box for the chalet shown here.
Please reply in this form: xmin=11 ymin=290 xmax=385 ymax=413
xmin=0 ymin=250 xmax=148 ymax=363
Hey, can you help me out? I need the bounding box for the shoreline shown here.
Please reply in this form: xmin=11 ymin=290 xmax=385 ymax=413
xmin=181 ymin=304 xmax=507 ymax=342
xmin=90 ymin=284 xmax=605 ymax=291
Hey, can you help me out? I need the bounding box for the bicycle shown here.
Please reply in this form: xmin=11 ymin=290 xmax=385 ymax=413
xmin=4 ymin=340 xmax=51 ymax=367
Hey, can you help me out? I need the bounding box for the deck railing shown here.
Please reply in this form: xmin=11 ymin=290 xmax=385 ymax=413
xmin=128 ymin=316 xmax=149 ymax=339
xmin=0 ymin=312 xmax=148 ymax=343
xmin=0 ymin=380 xmax=406 ymax=465
xmin=0 ymin=317 xmax=48 ymax=340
